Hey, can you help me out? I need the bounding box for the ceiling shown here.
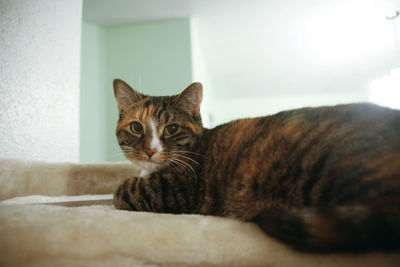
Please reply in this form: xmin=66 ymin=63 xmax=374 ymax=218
xmin=83 ymin=0 xmax=400 ymax=98
xmin=83 ymin=0 xmax=193 ymax=26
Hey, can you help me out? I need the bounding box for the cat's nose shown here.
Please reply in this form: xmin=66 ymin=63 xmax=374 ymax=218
xmin=144 ymin=149 xmax=157 ymax=158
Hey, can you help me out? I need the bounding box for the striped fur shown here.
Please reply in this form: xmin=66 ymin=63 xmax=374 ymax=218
xmin=113 ymin=79 xmax=400 ymax=252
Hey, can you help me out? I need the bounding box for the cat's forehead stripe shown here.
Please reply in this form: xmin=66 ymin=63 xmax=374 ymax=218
xmin=139 ymin=104 xmax=156 ymax=122
xmin=140 ymin=96 xmax=151 ymax=106
xmin=118 ymin=98 xmax=173 ymax=129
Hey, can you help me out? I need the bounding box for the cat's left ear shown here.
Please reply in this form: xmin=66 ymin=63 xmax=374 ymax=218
xmin=113 ymin=79 xmax=143 ymax=110
xmin=176 ymin=82 xmax=203 ymax=113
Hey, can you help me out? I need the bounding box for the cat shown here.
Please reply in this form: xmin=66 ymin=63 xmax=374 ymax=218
xmin=112 ymin=79 xmax=400 ymax=253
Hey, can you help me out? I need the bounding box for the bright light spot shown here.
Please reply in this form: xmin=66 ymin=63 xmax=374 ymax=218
xmin=292 ymin=2 xmax=393 ymax=67
xmin=369 ymin=68 xmax=400 ymax=109
xmin=385 ymin=10 xmax=399 ymax=20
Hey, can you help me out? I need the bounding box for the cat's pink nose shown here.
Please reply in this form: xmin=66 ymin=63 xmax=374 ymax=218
xmin=144 ymin=149 xmax=156 ymax=158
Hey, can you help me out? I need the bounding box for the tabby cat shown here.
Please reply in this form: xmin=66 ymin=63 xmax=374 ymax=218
xmin=112 ymin=79 xmax=400 ymax=252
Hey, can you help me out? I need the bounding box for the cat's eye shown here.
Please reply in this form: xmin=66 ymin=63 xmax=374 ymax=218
xmin=164 ymin=124 xmax=179 ymax=136
xmin=130 ymin=122 xmax=144 ymax=135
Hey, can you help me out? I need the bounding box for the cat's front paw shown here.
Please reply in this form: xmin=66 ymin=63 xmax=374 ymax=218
xmin=113 ymin=172 xmax=196 ymax=214
xmin=113 ymin=177 xmax=139 ymax=211
xmin=113 ymin=176 xmax=162 ymax=212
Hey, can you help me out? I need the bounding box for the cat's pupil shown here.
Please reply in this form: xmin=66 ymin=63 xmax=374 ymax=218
xmin=164 ymin=124 xmax=179 ymax=136
xmin=131 ymin=122 xmax=143 ymax=134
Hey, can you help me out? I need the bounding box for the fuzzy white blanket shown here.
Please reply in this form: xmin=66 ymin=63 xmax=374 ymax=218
xmin=0 ymin=159 xmax=399 ymax=267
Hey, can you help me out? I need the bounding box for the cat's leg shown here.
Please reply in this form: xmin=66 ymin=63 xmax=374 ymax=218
xmin=113 ymin=172 xmax=198 ymax=214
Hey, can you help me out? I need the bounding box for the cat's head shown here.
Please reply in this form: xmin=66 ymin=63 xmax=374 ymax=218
xmin=113 ymin=79 xmax=203 ymax=173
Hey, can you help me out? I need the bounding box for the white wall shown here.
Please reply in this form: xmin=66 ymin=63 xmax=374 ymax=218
xmin=211 ymin=91 xmax=369 ymax=125
xmin=190 ymin=18 xmax=217 ymax=128
xmin=0 ymin=0 xmax=82 ymax=162
xmin=188 ymin=0 xmax=400 ymax=126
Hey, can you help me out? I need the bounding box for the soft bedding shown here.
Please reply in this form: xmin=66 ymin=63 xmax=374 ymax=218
xmin=0 ymin=159 xmax=399 ymax=267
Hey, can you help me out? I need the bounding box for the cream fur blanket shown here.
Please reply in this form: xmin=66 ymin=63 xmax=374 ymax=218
xmin=0 ymin=159 xmax=399 ymax=267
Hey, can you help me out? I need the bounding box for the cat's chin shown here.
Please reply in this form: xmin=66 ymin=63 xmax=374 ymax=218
xmin=129 ymin=159 xmax=165 ymax=175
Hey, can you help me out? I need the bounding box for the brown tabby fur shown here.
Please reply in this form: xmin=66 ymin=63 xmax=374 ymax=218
xmin=113 ymin=79 xmax=400 ymax=253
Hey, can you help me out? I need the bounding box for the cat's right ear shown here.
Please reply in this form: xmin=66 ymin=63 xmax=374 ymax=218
xmin=113 ymin=79 xmax=142 ymax=110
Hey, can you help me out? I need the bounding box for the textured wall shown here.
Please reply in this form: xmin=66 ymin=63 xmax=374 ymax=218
xmin=0 ymin=0 xmax=82 ymax=162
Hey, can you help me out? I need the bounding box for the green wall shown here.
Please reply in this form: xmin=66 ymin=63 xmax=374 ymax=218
xmin=80 ymin=19 xmax=193 ymax=162
xmin=80 ymin=22 xmax=107 ymax=162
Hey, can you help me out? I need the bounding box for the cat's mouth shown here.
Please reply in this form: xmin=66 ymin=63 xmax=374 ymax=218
xmin=142 ymin=158 xmax=159 ymax=163
xmin=129 ymin=158 xmax=166 ymax=174
xmin=120 ymin=147 xmax=167 ymax=174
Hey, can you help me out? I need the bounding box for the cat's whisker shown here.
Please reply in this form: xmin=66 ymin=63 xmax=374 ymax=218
xmin=162 ymin=151 xmax=199 ymax=166
xmin=165 ymin=158 xmax=181 ymax=170
xmin=168 ymin=157 xmax=198 ymax=181
xmin=166 ymin=160 xmax=182 ymax=174
xmin=112 ymin=148 xmax=143 ymax=161
xmin=166 ymin=150 xmax=207 ymax=159
xmin=167 ymin=153 xmax=200 ymax=166
xmin=167 ymin=159 xmax=195 ymax=179
xmin=118 ymin=149 xmax=138 ymax=155
xmin=108 ymin=148 xmax=130 ymax=156
xmin=118 ymin=147 xmax=141 ymax=156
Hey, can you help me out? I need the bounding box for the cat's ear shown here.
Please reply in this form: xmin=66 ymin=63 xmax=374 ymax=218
xmin=176 ymin=82 xmax=203 ymax=113
xmin=113 ymin=79 xmax=142 ymax=109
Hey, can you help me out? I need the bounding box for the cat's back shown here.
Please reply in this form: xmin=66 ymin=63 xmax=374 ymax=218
xmin=203 ymin=103 xmax=400 ymax=151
